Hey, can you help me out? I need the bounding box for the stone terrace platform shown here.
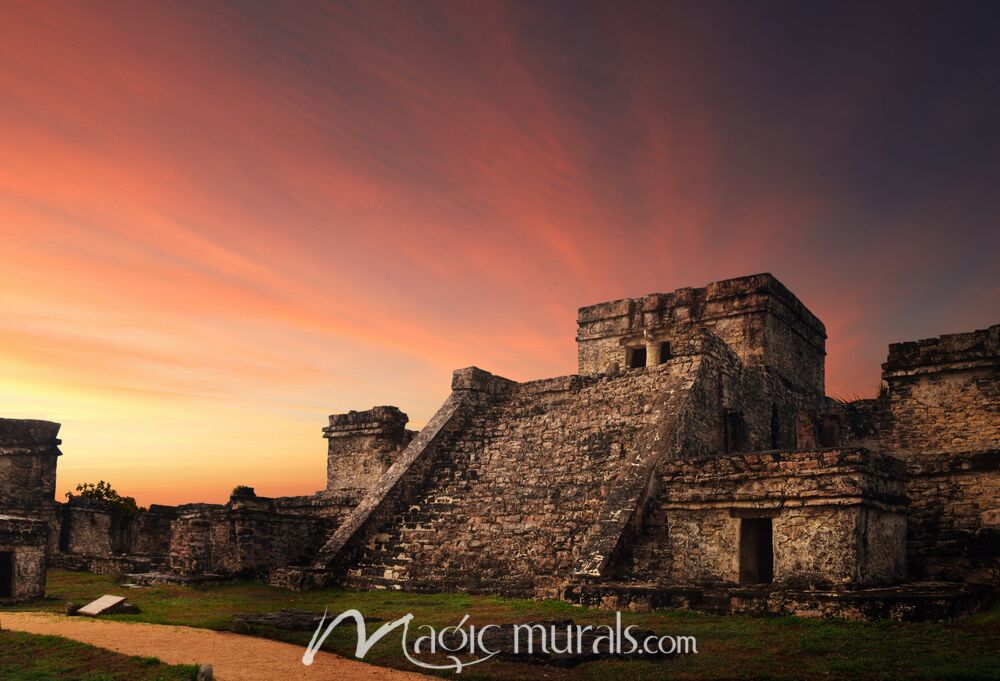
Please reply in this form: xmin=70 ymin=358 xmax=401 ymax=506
xmin=562 ymin=581 xmax=993 ymax=622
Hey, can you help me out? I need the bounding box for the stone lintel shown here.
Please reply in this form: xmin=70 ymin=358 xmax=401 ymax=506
xmin=0 ymin=514 xmax=49 ymax=543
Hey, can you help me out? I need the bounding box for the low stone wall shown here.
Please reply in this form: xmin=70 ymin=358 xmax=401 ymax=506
xmin=54 ymin=498 xmax=175 ymax=562
xmin=563 ymin=581 xmax=990 ymax=622
xmin=57 ymin=500 xmax=122 ymax=556
xmin=51 ymin=552 xmax=167 ymax=575
xmin=131 ymin=505 xmax=178 ymax=556
xmin=272 ymin=490 xmax=361 ymax=521
xmin=169 ymin=497 xmax=329 ymax=577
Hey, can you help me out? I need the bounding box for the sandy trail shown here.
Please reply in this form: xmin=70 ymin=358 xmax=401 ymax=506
xmin=1 ymin=611 xmax=433 ymax=681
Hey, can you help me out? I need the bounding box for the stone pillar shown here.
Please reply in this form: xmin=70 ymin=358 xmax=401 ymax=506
xmin=323 ymin=406 xmax=413 ymax=494
xmin=645 ymin=341 xmax=662 ymax=367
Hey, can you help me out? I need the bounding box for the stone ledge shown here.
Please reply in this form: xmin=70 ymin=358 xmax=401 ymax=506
xmin=562 ymin=581 xmax=992 ymax=622
xmin=323 ymin=406 xmax=409 ymax=438
xmin=450 ymin=366 xmax=517 ymax=393
xmin=0 ymin=515 xmax=48 ymax=543
xmin=0 ymin=418 xmax=61 ymax=445
xmin=906 ymin=449 xmax=1000 ymax=476
xmin=884 ymin=324 xmax=999 ymax=373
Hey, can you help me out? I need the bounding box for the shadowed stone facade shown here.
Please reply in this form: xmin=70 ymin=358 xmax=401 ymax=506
xmin=6 ymin=274 xmax=998 ymax=619
xmin=0 ymin=418 xmax=60 ymax=602
xmin=881 ymin=326 xmax=1000 ymax=584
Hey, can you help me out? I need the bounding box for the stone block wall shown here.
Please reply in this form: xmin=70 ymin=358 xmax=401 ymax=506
xmin=880 ymin=325 xmax=1000 ymax=583
xmin=905 ymin=451 xmax=1000 ymax=583
xmin=324 ymin=406 xmax=414 ymax=494
xmin=0 ymin=515 xmax=48 ymax=604
xmin=131 ymin=505 xmax=178 ymax=556
xmin=169 ymin=497 xmax=329 ymax=577
xmin=57 ymin=501 xmax=117 ymax=556
xmin=272 ymin=490 xmax=363 ymax=521
xmin=0 ymin=418 xmax=61 ymax=552
xmin=576 ymin=273 xmax=826 ymax=396
xmin=628 ymin=449 xmax=907 ymax=589
xmin=881 ymin=325 xmax=999 ymax=458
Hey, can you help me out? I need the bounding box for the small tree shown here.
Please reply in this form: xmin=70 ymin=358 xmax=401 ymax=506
xmin=67 ymin=480 xmax=144 ymax=515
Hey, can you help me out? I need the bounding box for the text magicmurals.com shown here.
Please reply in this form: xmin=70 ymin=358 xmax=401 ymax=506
xmin=303 ymin=609 xmax=697 ymax=673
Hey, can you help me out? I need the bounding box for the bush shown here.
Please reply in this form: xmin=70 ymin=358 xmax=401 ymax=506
xmin=230 ymin=485 xmax=256 ymax=498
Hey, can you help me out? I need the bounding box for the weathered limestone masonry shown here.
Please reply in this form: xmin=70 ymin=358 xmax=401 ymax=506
xmin=291 ymin=273 xmax=994 ymax=620
xmin=576 ymin=273 xmax=826 ymax=395
xmin=324 ymin=406 xmax=415 ymax=496
xmin=0 ymin=418 xmax=60 ymax=602
xmin=279 ymin=366 xmax=516 ymax=590
xmin=641 ymin=449 xmax=907 ymax=588
xmin=5 ymin=273 xmax=997 ymax=621
xmin=881 ymin=325 xmax=1000 ymax=583
xmin=168 ymin=494 xmax=329 ymax=577
xmin=0 ymin=515 xmax=47 ymax=603
xmin=338 ymin=359 xmax=701 ymax=596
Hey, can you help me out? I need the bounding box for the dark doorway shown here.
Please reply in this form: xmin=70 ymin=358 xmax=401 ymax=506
xmin=627 ymin=347 xmax=646 ymax=368
xmin=739 ymin=518 xmax=774 ymax=584
xmin=0 ymin=552 xmax=13 ymax=598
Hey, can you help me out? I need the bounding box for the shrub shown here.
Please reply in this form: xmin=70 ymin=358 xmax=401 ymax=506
xmin=230 ymin=485 xmax=256 ymax=498
xmin=67 ymin=480 xmax=144 ymax=515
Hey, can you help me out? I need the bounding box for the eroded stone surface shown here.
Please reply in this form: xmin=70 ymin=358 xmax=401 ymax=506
xmin=4 ymin=273 xmax=996 ymax=620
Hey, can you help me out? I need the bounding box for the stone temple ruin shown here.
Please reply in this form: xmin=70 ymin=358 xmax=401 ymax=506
xmin=1 ymin=274 xmax=997 ymax=618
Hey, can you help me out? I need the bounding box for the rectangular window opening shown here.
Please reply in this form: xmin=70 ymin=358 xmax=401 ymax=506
xmin=627 ymin=347 xmax=646 ymax=368
xmin=659 ymin=342 xmax=672 ymax=364
xmin=739 ymin=518 xmax=774 ymax=584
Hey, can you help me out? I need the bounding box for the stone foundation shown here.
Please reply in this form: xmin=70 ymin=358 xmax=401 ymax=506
xmin=563 ymin=581 xmax=991 ymax=622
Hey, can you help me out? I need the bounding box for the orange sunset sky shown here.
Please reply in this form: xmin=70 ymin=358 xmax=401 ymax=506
xmin=2 ymin=1 xmax=998 ymax=505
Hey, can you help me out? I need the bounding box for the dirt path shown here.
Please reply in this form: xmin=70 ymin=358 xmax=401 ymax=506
xmin=1 ymin=611 xmax=434 ymax=681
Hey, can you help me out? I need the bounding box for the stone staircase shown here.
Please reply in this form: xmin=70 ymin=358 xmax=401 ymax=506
xmin=337 ymin=364 xmax=702 ymax=596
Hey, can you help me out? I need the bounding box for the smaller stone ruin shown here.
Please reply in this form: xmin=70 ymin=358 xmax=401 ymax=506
xmin=0 ymin=418 xmax=61 ymax=603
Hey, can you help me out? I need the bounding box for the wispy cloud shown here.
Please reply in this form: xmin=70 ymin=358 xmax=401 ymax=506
xmin=1 ymin=0 xmax=997 ymax=503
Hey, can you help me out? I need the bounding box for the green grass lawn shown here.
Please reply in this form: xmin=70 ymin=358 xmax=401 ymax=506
xmin=0 ymin=629 xmax=197 ymax=681
xmin=5 ymin=570 xmax=999 ymax=680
